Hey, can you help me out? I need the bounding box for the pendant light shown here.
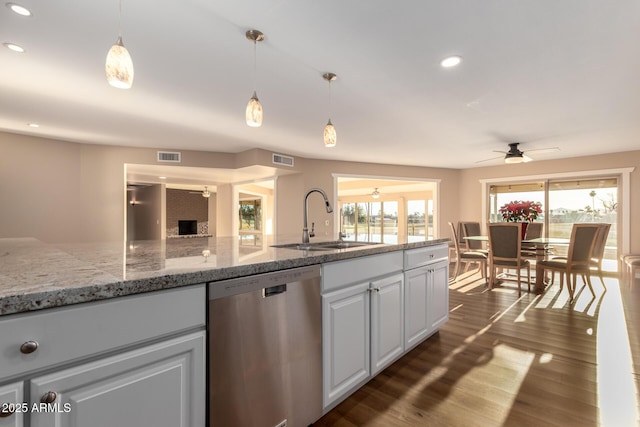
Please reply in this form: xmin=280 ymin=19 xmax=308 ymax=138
xmin=323 ymin=72 xmax=337 ymax=147
xmin=202 ymin=186 xmax=211 ymax=198
xmin=105 ymin=0 xmax=134 ymax=89
xmin=371 ymin=188 xmax=380 ymax=199
xmin=246 ymin=29 xmax=264 ymax=127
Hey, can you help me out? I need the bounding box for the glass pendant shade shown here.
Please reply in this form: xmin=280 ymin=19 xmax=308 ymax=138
xmin=106 ymin=36 xmax=134 ymax=89
xmin=246 ymin=91 xmax=263 ymax=127
xmin=323 ymin=119 xmax=337 ymax=147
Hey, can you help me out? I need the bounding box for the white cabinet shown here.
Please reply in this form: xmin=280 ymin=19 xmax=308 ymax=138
xmin=404 ymin=260 xmax=449 ymax=350
xmin=322 ymin=281 xmax=370 ymax=408
xmin=404 ymin=245 xmax=449 ymax=351
xmin=0 ymin=285 xmax=206 ymax=427
xmin=321 ymin=252 xmax=404 ymax=410
xmin=428 ymin=259 xmax=450 ymax=332
xmin=29 ymin=332 xmax=205 ymax=427
xmin=370 ymin=274 xmax=404 ymax=375
xmin=321 ymin=244 xmax=449 ymax=411
xmin=0 ymin=382 xmax=23 ymax=427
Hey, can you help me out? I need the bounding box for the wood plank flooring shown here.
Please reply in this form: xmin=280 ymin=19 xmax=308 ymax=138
xmin=313 ymin=270 xmax=640 ymax=427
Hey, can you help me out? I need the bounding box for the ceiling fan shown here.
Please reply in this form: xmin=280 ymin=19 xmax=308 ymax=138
xmin=189 ymin=186 xmax=211 ymax=198
xmin=476 ymin=142 xmax=560 ymax=164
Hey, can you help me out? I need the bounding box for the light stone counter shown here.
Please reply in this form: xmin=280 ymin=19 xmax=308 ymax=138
xmin=0 ymin=236 xmax=450 ymax=316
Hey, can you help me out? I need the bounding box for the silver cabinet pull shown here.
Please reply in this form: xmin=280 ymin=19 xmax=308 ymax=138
xmin=20 ymin=340 xmax=39 ymax=354
xmin=40 ymin=391 xmax=57 ymax=404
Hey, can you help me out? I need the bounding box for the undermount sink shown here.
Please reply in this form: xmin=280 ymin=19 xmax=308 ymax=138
xmin=271 ymin=241 xmax=381 ymax=251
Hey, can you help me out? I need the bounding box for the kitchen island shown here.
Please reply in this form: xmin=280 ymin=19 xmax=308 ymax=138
xmin=0 ymin=236 xmax=449 ymax=426
xmin=0 ymin=236 xmax=449 ymax=316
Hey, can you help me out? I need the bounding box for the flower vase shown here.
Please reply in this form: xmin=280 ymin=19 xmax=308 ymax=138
xmin=520 ymin=222 xmax=528 ymax=240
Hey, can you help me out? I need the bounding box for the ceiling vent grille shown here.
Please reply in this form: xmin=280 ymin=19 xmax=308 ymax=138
xmin=157 ymin=151 xmax=181 ymax=163
xmin=272 ymin=153 xmax=294 ymax=167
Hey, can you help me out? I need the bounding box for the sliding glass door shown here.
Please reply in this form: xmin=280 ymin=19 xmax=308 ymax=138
xmin=488 ymin=177 xmax=618 ymax=271
xmin=548 ymin=178 xmax=618 ymax=270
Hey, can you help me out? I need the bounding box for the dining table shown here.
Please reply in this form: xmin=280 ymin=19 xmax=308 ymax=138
xmin=463 ymin=235 xmax=570 ymax=293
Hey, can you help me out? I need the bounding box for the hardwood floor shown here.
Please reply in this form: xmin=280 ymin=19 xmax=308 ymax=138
xmin=313 ymin=270 xmax=640 ymax=427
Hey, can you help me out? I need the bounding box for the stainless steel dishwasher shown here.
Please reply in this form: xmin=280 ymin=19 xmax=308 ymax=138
xmin=208 ymin=265 xmax=322 ymax=427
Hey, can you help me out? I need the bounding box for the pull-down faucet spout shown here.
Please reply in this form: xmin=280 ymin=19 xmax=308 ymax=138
xmin=302 ymin=188 xmax=333 ymax=245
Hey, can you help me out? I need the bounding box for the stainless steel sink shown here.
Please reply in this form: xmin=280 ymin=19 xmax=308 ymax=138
xmin=271 ymin=241 xmax=380 ymax=251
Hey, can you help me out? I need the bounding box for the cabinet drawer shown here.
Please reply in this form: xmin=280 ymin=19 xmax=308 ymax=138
xmin=404 ymin=244 xmax=449 ymax=270
xmin=322 ymin=251 xmax=403 ymax=292
xmin=0 ymin=285 xmax=205 ymax=380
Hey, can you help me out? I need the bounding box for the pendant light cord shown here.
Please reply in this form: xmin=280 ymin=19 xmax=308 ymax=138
xmin=253 ymin=40 xmax=257 ymax=91
xmin=118 ymin=0 xmax=123 ymax=37
xmin=328 ymin=79 xmax=332 ymax=120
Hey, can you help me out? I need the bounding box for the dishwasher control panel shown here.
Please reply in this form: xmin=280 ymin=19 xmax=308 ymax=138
xmin=208 ymin=264 xmax=321 ymax=300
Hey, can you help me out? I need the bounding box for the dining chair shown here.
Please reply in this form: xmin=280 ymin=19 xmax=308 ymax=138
xmin=521 ymin=222 xmax=544 ymax=254
xmin=487 ymin=222 xmax=531 ymax=294
xmin=537 ymin=223 xmax=600 ymax=299
xmin=448 ymin=222 xmax=487 ymax=282
xmin=461 ymin=222 xmax=488 ymax=254
xmin=550 ymin=223 xmax=611 ymax=290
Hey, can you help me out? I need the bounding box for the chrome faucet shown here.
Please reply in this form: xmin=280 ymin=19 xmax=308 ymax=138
xmin=302 ymin=188 xmax=333 ymax=245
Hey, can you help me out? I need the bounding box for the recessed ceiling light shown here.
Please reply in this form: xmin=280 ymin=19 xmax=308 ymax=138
xmin=6 ymin=2 xmax=32 ymax=16
xmin=441 ymin=55 xmax=462 ymax=68
xmin=27 ymin=123 xmax=39 ymax=128
xmin=158 ymin=176 xmax=167 ymax=180
xmin=3 ymin=42 xmax=25 ymax=53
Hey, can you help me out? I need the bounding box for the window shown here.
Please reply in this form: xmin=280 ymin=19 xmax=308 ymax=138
xmin=238 ymin=199 xmax=262 ymax=232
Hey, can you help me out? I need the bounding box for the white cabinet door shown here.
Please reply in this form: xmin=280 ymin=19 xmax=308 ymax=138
xmin=322 ymin=282 xmax=370 ymax=409
xmin=0 ymin=382 xmax=23 ymax=427
xmin=29 ymin=331 xmax=205 ymax=427
xmin=428 ymin=260 xmax=449 ymax=332
xmin=370 ymin=273 xmax=404 ymax=375
xmin=404 ymin=265 xmax=430 ymax=350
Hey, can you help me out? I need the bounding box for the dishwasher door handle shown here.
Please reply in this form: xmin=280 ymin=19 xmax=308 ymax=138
xmin=262 ymin=284 xmax=287 ymax=298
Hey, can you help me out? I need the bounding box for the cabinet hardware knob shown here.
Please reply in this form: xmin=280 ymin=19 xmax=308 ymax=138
xmin=20 ymin=340 xmax=39 ymax=354
xmin=40 ymin=391 xmax=57 ymax=404
xmin=0 ymin=406 xmax=15 ymax=418
xmin=367 ymin=288 xmax=374 ymax=293
xmin=374 ymin=288 xmax=381 ymax=292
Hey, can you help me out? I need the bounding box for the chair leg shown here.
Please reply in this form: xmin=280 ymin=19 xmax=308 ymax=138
xmin=585 ymin=273 xmax=596 ymax=297
xmin=517 ymin=268 xmax=521 ymax=296
xmin=452 ymin=257 xmax=461 ymax=281
xmin=567 ymin=273 xmax=574 ymax=300
xmin=527 ymin=265 xmax=531 ymax=292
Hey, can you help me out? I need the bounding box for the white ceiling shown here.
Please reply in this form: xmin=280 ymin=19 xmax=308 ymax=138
xmin=2 ymin=1 xmax=640 ymax=169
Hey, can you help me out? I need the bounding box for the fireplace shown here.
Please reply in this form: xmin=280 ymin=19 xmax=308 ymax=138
xmin=178 ymin=220 xmax=198 ymax=235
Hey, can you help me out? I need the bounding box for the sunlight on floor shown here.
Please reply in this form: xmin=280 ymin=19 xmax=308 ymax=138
xmin=596 ymin=278 xmax=640 ymax=426
xmin=407 ymin=343 xmax=535 ymax=426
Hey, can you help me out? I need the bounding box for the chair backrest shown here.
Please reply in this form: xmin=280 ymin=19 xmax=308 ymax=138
xmin=487 ymin=223 xmax=522 ymax=262
xmin=591 ymin=223 xmax=611 ymax=261
xmin=524 ymin=222 xmax=543 ymax=240
xmin=566 ymin=224 xmax=600 ymax=265
xmin=462 ymin=222 xmax=483 ymax=250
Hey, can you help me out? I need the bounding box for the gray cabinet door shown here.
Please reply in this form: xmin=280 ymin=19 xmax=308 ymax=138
xmin=29 ymin=331 xmax=205 ymax=427
xmin=0 ymin=382 xmax=23 ymax=427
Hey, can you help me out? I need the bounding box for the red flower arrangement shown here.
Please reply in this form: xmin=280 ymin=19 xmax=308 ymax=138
xmin=499 ymin=200 xmax=542 ymax=222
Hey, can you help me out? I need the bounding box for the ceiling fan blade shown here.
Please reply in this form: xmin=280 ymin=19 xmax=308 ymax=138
xmin=525 ymin=147 xmax=560 ymax=154
xmin=475 ymin=155 xmax=503 ymax=164
xmin=492 ymin=150 xmax=507 ymax=154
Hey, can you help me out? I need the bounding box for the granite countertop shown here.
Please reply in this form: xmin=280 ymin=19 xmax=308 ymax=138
xmin=0 ymin=236 xmax=450 ymax=316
